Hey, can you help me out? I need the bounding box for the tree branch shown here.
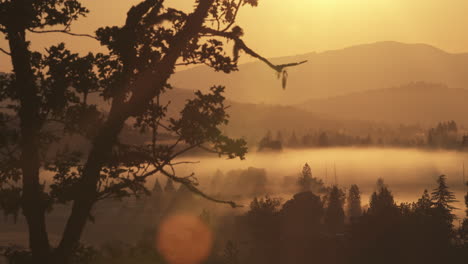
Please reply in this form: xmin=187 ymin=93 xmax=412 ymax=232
xmin=0 ymin=47 xmax=11 ymax=56
xmin=159 ymin=167 xmax=242 ymax=208
xmin=200 ymin=27 xmax=307 ymax=73
xmin=220 ymin=0 xmax=243 ymax=32
xmin=27 ymin=29 xmax=98 ymax=40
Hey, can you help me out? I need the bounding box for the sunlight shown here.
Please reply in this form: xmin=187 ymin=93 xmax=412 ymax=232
xmin=157 ymin=214 xmax=213 ymax=264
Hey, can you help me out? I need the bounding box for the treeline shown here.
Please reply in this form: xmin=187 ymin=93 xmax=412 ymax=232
xmin=211 ymin=170 xmax=468 ymax=264
xmin=3 ymin=166 xmax=467 ymax=264
xmin=258 ymin=121 xmax=468 ymax=151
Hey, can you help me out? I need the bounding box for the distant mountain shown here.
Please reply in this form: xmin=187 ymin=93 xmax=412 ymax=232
xmin=298 ymin=82 xmax=468 ymax=126
xmin=160 ymin=88 xmax=371 ymax=140
xmin=170 ymin=41 xmax=468 ymax=104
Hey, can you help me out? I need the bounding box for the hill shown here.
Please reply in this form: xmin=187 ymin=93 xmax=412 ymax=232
xmin=170 ymin=41 xmax=468 ymax=104
xmin=298 ymin=82 xmax=468 ymax=126
xmin=160 ymin=88 xmax=371 ymax=141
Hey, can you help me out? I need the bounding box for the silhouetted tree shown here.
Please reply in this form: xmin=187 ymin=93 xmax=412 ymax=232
xmin=210 ymin=169 xmax=224 ymax=194
xmin=324 ymin=186 xmax=345 ymax=233
xmin=0 ymin=1 xmax=306 ymax=262
xmin=276 ymin=131 xmax=283 ymax=143
xmin=431 ymin=175 xmax=458 ymax=225
xmin=280 ymin=191 xmax=325 ymax=264
xmin=464 ymin=181 xmax=468 ymax=217
xmin=347 ymin=184 xmax=362 ymax=222
xmin=245 ymin=196 xmax=281 ymax=264
xmin=415 ymin=189 xmax=432 ymax=214
xmin=427 ymin=121 xmax=459 ymax=148
xmin=298 ymin=163 xmax=313 ymax=192
xmin=222 ymin=241 xmax=240 ymax=264
xmin=146 ymin=178 xmax=163 ymax=222
xmin=368 ymin=179 xmax=399 ymax=218
xmin=258 ymin=130 xmax=282 ymax=151
xmin=164 ymin=178 xmax=175 ymax=193
xmin=462 ymin=182 xmax=468 ymax=244
xmin=288 ymin=131 xmax=299 ymax=147
xmin=318 ymin=132 xmax=329 ymax=147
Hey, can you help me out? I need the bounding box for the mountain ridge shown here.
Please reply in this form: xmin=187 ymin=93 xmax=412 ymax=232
xmin=297 ymin=82 xmax=468 ymax=126
xmin=170 ymin=41 xmax=468 ymax=105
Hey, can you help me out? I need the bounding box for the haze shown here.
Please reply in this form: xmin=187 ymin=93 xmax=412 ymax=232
xmin=1 ymin=1 xmax=468 ymax=263
xmin=3 ymin=0 xmax=468 ymax=72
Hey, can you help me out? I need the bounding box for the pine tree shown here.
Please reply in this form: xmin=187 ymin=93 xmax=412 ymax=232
xmin=347 ymin=184 xmax=362 ymax=221
xmin=415 ymin=189 xmax=432 ymax=213
xmin=288 ymin=131 xmax=299 ymax=147
xmin=431 ymin=175 xmax=457 ymax=224
xmin=164 ymin=178 xmax=176 ymax=193
xmin=465 ymin=181 xmax=468 ymax=218
xmin=276 ymin=130 xmax=283 ymax=143
xmin=152 ymin=179 xmax=163 ymax=194
xmin=325 ymin=186 xmax=345 ymax=233
xmin=462 ymin=182 xmax=468 ymax=243
xmin=369 ymin=179 xmax=398 ymax=218
xmin=298 ymin=163 xmax=313 ymax=192
xmin=210 ymin=169 xmax=224 ymax=194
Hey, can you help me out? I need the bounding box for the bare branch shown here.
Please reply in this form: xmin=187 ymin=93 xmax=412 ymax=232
xmin=160 ymin=168 xmax=242 ymax=208
xmin=0 ymin=47 xmax=11 ymax=56
xmin=200 ymin=27 xmax=307 ymax=73
xmin=170 ymin=161 xmax=200 ymax=166
xmin=27 ymin=29 xmax=98 ymax=40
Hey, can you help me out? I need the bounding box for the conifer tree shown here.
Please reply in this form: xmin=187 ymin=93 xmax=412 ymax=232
xmin=431 ymin=175 xmax=457 ymax=224
xmin=415 ymin=189 xmax=433 ymax=215
xmin=369 ymin=179 xmax=398 ymax=218
xmin=464 ymin=181 xmax=468 ymax=217
xmin=164 ymin=178 xmax=176 ymax=193
xmin=288 ymin=131 xmax=299 ymax=147
xmin=347 ymin=184 xmax=362 ymax=221
xmin=325 ymin=186 xmax=345 ymax=233
xmin=152 ymin=179 xmax=163 ymax=194
xmin=298 ymin=163 xmax=313 ymax=192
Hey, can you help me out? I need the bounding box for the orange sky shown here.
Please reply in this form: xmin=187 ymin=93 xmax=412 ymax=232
xmin=2 ymin=0 xmax=468 ymax=72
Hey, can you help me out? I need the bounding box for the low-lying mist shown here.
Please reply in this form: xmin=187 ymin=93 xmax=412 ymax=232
xmin=175 ymin=147 xmax=468 ymax=216
xmin=3 ymin=147 xmax=467 ymax=247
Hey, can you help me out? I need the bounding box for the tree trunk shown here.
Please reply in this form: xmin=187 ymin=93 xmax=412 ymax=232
xmin=53 ymin=1 xmax=215 ymax=262
xmin=53 ymin=110 xmax=127 ymax=263
xmin=8 ymin=29 xmax=51 ymax=263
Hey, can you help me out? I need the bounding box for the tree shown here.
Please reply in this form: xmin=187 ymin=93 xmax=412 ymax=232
xmin=0 ymin=1 xmax=306 ymax=263
xmin=288 ymin=131 xmax=299 ymax=147
xmin=347 ymin=184 xmax=362 ymax=222
xmin=464 ymin=181 xmax=468 ymax=218
xmin=164 ymin=178 xmax=175 ymax=193
xmin=281 ymin=191 xmax=324 ymax=231
xmin=318 ymin=132 xmax=329 ymax=147
xmin=276 ymin=130 xmax=283 ymax=143
xmin=258 ymin=131 xmax=282 ymax=151
xmin=298 ymin=163 xmax=313 ymax=192
xmin=462 ymin=182 xmax=468 ymax=243
xmin=280 ymin=191 xmax=324 ymax=264
xmin=414 ymin=189 xmax=432 ymax=214
xmin=431 ymin=175 xmax=458 ymax=224
xmin=245 ymin=196 xmax=281 ymax=264
xmin=324 ymin=185 xmax=345 ymax=233
xmin=368 ymin=179 xmax=398 ymax=218
xmin=152 ymin=178 xmax=163 ymax=194
xmin=146 ymin=178 xmax=163 ymax=223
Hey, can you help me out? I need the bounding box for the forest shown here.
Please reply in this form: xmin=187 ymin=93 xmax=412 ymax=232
xmin=258 ymin=121 xmax=468 ymax=151
xmin=1 ymin=0 xmax=468 ymax=264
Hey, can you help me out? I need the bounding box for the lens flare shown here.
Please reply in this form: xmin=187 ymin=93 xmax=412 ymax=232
xmin=157 ymin=214 xmax=213 ymax=264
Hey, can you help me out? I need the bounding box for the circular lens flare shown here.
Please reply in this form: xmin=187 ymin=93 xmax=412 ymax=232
xmin=157 ymin=214 xmax=213 ymax=264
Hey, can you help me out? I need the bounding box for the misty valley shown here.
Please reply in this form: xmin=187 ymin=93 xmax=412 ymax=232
xmin=2 ymin=148 xmax=468 ymax=263
xmin=1 ymin=1 xmax=468 ymax=264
